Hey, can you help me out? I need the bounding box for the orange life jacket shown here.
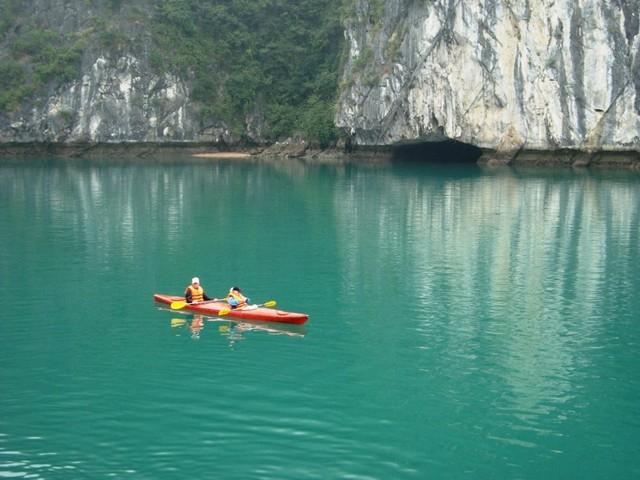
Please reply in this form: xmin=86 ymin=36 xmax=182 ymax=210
xmin=227 ymin=290 xmax=247 ymax=308
xmin=186 ymin=285 xmax=204 ymax=303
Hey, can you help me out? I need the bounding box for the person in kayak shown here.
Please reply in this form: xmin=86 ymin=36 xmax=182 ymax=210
xmin=185 ymin=277 xmax=212 ymax=304
xmin=227 ymin=286 xmax=250 ymax=309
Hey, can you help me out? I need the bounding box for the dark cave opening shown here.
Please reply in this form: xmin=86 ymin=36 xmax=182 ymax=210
xmin=391 ymin=140 xmax=482 ymax=163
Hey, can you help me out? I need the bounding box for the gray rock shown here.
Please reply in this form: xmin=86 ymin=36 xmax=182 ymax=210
xmin=336 ymin=0 xmax=640 ymax=158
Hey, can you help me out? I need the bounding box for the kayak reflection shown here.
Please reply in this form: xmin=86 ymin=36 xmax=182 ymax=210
xmin=170 ymin=314 xmax=205 ymax=339
xmin=167 ymin=310 xmax=306 ymax=341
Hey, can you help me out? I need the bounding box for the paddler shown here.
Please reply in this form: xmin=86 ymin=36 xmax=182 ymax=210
xmin=184 ymin=277 xmax=212 ymax=304
xmin=227 ymin=286 xmax=250 ymax=309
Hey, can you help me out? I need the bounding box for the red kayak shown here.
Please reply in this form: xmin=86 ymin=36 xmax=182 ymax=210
xmin=153 ymin=294 xmax=309 ymax=325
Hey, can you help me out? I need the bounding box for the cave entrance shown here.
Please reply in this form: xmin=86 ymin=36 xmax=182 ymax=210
xmin=391 ymin=140 xmax=482 ymax=163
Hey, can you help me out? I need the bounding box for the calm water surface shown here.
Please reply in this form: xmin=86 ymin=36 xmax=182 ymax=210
xmin=0 ymin=157 xmax=639 ymax=479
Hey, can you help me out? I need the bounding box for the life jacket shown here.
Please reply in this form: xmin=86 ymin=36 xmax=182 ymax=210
xmin=186 ymin=285 xmax=204 ymax=303
xmin=227 ymin=289 xmax=247 ymax=308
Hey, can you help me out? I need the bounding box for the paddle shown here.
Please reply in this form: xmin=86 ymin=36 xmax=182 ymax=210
xmin=170 ymin=300 xmax=188 ymax=310
xmin=170 ymin=298 xmax=223 ymax=310
xmin=171 ymin=318 xmax=187 ymax=327
xmin=218 ymin=300 xmax=277 ymax=316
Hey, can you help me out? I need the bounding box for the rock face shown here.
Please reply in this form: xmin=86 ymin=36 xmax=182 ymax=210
xmin=3 ymin=0 xmax=639 ymax=159
xmin=4 ymin=54 xmax=231 ymax=143
xmin=0 ymin=0 xmax=234 ymax=145
xmin=336 ymin=0 xmax=640 ymax=157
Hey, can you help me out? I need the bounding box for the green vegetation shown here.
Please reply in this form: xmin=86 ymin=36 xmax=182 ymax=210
xmin=0 ymin=59 xmax=30 ymax=111
xmin=385 ymin=24 xmax=407 ymax=62
xmin=149 ymin=0 xmax=345 ymax=145
xmin=0 ymin=0 xmax=347 ymax=146
xmin=0 ymin=4 xmax=87 ymax=112
xmin=0 ymin=0 xmax=19 ymax=36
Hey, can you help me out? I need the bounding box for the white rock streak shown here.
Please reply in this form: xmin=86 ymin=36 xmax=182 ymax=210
xmin=20 ymin=55 xmax=196 ymax=143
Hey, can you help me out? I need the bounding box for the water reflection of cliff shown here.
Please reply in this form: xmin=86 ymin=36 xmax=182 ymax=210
xmin=333 ymin=165 xmax=639 ymax=419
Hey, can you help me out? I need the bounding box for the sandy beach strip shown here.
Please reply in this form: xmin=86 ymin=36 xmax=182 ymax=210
xmin=191 ymin=152 xmax=252 ymax=159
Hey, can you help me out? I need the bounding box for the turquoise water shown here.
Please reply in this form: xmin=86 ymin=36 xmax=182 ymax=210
xmin=1 ymin=157 xmax=639 ymax=479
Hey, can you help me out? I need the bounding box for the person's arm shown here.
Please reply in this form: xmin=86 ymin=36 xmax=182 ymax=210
xmin=185 ymin=289 xmax=193 ymax=303
xmin=203 ymin=292 xmax=211 ymax=301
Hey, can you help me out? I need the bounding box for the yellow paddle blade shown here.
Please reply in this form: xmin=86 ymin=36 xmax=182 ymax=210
xmin=170 ymin=300 xmax=187 ymax=310
xmin=218 ymin=301 xmax=275 ymax=316
xmin=171 ymin=318 xmax=187 ymax=327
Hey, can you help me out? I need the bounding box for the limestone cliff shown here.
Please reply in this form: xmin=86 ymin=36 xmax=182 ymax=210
xmin=0 ymin=0 xmax=234 ymax=145
xmin=4 ymin=54 xmax=225 ymax=143
xmin=3 ymin=0 xmax=639 ymax=160
xmin=336 ymin=0 xmax=640 ymax=159
xmin=0 ymin=0 xmax=343 ymax=148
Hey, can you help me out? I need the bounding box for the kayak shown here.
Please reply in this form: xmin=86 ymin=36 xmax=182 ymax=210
xmin=153 ymin=294 xmax=309 ymax=325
